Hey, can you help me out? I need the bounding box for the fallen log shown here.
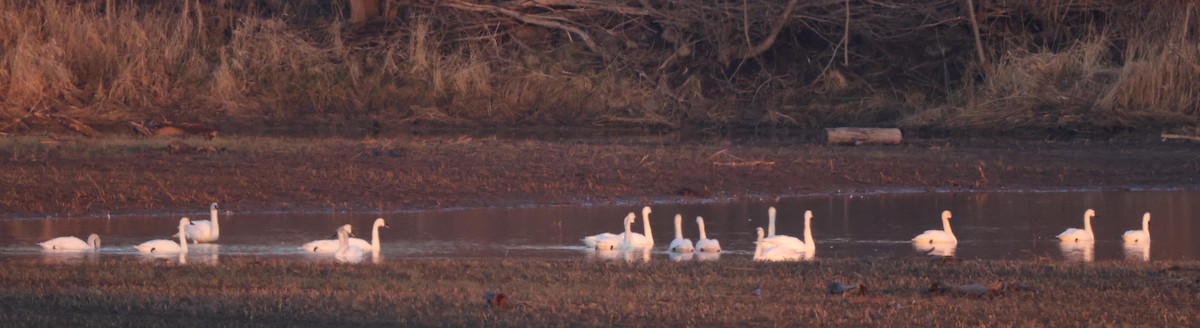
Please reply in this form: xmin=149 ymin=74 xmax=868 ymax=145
xmin=1161 ymin=133 xmax=1200 ymax=143
xmin=825 ymin=127 xmax=902 ymax=145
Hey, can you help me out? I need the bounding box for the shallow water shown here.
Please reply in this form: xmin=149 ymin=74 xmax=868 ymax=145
xmin=0 ymin=190 xmax=1196 ymax=263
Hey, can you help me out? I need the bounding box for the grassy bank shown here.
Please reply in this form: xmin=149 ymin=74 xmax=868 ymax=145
xmin=1 ymin=1 xmax=1197 ymax=135
xmin=0 ymin=258 xmax=1196 ymax=326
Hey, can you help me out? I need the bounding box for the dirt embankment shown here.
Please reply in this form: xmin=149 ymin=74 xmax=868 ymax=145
xmin=1 ymin=135 xmax=1197 ymax=217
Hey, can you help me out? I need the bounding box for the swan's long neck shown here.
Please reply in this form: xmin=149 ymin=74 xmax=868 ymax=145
xmin=623 ymin=217 xmax=633 ymax=244
xmin=336 ymin=229 xmax=349 ymax=254
xmin=1142 ymin=215 xmax=1151 ymax=233
xmin=178 ymin=224 xmax=189 ymax=254
xmin=697 ymin=218 xmax=708 ymax=240
xmin=371 ymin=223 xmax=382 ymax=251
xmin=674 ymin=215 xmax=683 ymax=239
xmin=210 ymin=208 xmax=220 ymax=238
xmin=641 ymin=211 xmax=653 ymax=244
xmin=941 ymin=216 xmax=955 ymax=240
xmin=803 ymin=213 xmax=814 ymax=248
xmin=754 ymin=229 xmax=764 ymax=258
xmin=88 ymin=235 xmax=100 ymax=249
xmin=1083 ymin=214 xmax=1093 ymax=233
xmin=768 ymin=208 xmax=776 ymax=237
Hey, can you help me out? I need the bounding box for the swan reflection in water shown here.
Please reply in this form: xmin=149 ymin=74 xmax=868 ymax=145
xmin=39 ymin=249 xmax=99 ymax=264
xmin=584 ymin=247 xmax=651 ymax=262
xmin=1058 ymin=242 xmax=1094 ymax=262
xmin=1123 ymin=243 xmax=1150 ymax=262
xmin=913 ymin=243 xmax=956 ymax=257
xmin=668 ymin=251 xmax=694 ymax=262
xmin=696 ymin=251 xmax=721 ymax=262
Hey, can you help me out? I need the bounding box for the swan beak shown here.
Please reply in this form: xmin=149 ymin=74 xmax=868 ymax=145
xmin=347 ymin=231 xmax=357 ymax=238
xmin=382 ymin=225 xmax=391 ymax=229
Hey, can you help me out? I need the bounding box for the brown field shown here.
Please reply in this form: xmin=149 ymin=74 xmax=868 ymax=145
xmin=1 ymin=135 xmax=1198 ymax=217
xmin=0 ymin=258 xmax=1196 ymax=326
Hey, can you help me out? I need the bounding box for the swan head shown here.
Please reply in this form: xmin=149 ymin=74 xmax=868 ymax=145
xmin=374 ymin=218 xmax=389 ymax=229
xmin=642 ymin=206 xmax=652 ymax=217
xmin=941 ymin=210 xmax=952 ymax=220
xmin=1142 ymin=212 xmax=1151 ymax=222
xmin=179 ymin=217 xmax=193 ymax=226
xmin=674 ymin=214 xmax=682 ymax=223
xmin=755 ymin=227 xmax=764 ymax=241
xmin=768 ymin=207 xmax=776 ymax=217
xmin=210 ymin=203 xmax=219 ymax=211
xmin=695 ymin=216 xmax=705 ymax=224
xmin=624 ymin=212 xmax=637 ymax=225
xmin=87 ymin=234 xmax=101 ymax=248
xmin=804 ymin=210 xmax=813 ymax=221
xmin=341 ymin=224 xmax=356 ymax=237
xmin=1084 ymin=209 xmax=1095 ymax=218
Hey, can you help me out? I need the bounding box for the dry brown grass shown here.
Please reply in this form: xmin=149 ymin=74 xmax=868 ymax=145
xmin=0 ymin=258 xmax=1196 ymax=326
xmin=0 ymin=1 xmax=1198 ymax=133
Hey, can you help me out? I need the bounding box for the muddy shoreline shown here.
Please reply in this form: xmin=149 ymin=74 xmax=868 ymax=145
xmin=2 ymin=135 xmax=1199 ymax=218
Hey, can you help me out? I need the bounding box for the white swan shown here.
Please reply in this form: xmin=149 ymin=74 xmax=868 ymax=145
xmin=912 ymin=210 xmax=957 ymax=244
xmin=582 ymin=212 xmax=632 ymax=249
xmin=1056 ymin=209 xmax=1095 ymax=242
xmin=176 ymin=203 xmax=220 ymax=243
xmin=618 ymin=206 xmax=654 ymax=248
xmin=333 ymin=224 xmax=366 ymax=264
xmin=135 ymin=218 xmax=193 ymax=254
xmin=302 ymin=218 xmax=390 ymax=252
xmin=38 ymin=233 xmax=101 ymax=251
xmin=1121 ymin=212 xmax=1151 ymax=243
xmin=668 ymin=214 xmax=694 ymax=253
xmin=913 ymin=242 xmax=956 ymax=257
xmin=695 ymin=216 xmax=721 ymax=252
xmin=761 ymin=208 xmax=815 ymax=253
xmin=754 ymin=227 xmax=801 ymax=262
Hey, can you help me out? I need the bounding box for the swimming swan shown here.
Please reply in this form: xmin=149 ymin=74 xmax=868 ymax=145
xmin=302 ymin=218 xmax=390 ymax=252
xmin=175 ymin=203 xmax=220 ymax=243
xmin=135 ymin=217 xmax=193 ymax=253
xmin=618 ymin=206 xmax=654 ymax=248
xmin=38 ymin=233 xmax=101 ymax=251
xmin=594 ymin=213 xmax=635 ymax=251
xmin=754 ymin=227 xmax=801 ymax=261
xmin=333 ymin=224 xmax=366 ymax=264
xmin=1121 ymin=212 xmax=1151 ymax=243
xmin=761 ymin=208 xmax=815 ymax=253
xmin=695 ymin=216 xmax=721 ymax=252
xmin=912 ymin=210 xmax=956 ymax=244
xmin=668 ymin=214 xmax=695 ymax=253
xmin=582 ymin=212 xmax=632 ymax=249
xmin=1056 ymin=209 xmax=1095 ymax=243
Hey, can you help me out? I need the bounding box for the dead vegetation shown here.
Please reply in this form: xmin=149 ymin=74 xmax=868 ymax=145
xmin=0 ymin=258 xmax=1195 ymax=326
xmin=0 ymin=1 xmax=1196 ymax=135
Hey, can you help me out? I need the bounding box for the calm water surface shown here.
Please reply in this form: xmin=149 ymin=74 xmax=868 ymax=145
xmin=1 ymin=190 xmax=1196 ymax=263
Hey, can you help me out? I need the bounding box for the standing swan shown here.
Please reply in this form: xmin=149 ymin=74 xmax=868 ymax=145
xmin=135 ymin=218 xmax=193 ymax=253
xmin=760 ymin=208 xmax=810 ymax=252
xmin=695 ymin=216 xmax=721 ymax=252
xmin=1121 ymin=212 xmax=1151 ymax=243
xmin=333 ymin=224 xmax=366 ymax=264
xmin=912 ymin=210 xmax=957 ymax=244
xmin=303 ymin=218 xmax=390 ymax=252
xmin=1056 ymin=209 xmax=1095 ymax=242
xmin=177 ymin=203 xmax=220 ymax=243
xmin=38 ymin=234 xmax=101 ymax=251
xmin=668 ymin=214 xmax=694 ymax=253
xmin=754 ymin=227 xmax=800 ymax=262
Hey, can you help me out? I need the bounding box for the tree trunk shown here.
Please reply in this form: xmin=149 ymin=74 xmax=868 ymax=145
xmin=350 ymin=0 xmax=381 ymax=24
xmin=825 ymin=127 xmax=902 ymax=145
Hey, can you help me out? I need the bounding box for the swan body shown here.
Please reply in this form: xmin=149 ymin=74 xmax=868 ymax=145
xmin=176 ymin=203 xmax=220 ymax=243
xmin=617 ymin=206 xmax=654 ymax=248
xmin=333 ymin=224 xmax=366 ymax=263
xmin=1121 ymin=212 xmax=1151 ymax=243
xmin=590 ymin=213 xmax=635 ymax=250
xmin=695 ymin=216 xmax=721 ymax=252
xmin=912 ymin=210 xmax=957 ymax=244
xmin=668 ymin=214 xmax=694 ymax=253
xmin=754 ymin=227 xmax=801 ymax=262
xmin=761 ymin=208 xmax=816 ymax=253
xmin=302 ymin=218 xmax=389 ymax=252
xmin=38 ymin=234 xmax=101 ymax=251
xmin=135 ymin=218 xmax=193 ymax=254
xmin=1056 ymin=209 xmax=1095 ymax=242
